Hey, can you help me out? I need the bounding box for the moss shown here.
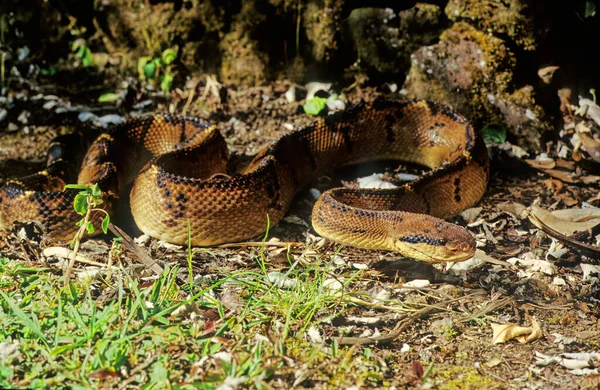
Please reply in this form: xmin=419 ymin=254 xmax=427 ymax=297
xmin=445 ymin=0 xmax=539 ymax=50
xmin=403 ymin=20 xmax=548 ymax=150
xmin=98 ymin=0 xmax=226 ymax=72
xmin=399 ymin=2 xmax=443 ymax=33
xmin=406 ymin=22 xmax=514 ymax=125
xmin=433 ymin=365 xmax=502 ymax=390
xmin=438 ymin=22 xmax=515 ymax=125
xmin=440 ymin=21 xmax=515 ymax=82
xmin=303 ymin=0 xmax=343 ymax=62
xmin=218 ymin=0 xmax=268 ymax=85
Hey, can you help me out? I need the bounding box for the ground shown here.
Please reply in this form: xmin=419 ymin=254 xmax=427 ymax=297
xmin=0 ymin=75 xmax=599 ymax=389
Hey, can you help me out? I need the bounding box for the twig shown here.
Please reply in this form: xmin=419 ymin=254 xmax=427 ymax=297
xmin=335 ymin=306 xmax=437 ymax=346
xmin=333 ymin=292 xmax=488 ymax=346
xmin=118 ymin=355 xmax=156 ymax=389
xmin=108 ymin=223 xmax=163 ymax=275
xmin=216 ymin=241 xmax=303 ymax=249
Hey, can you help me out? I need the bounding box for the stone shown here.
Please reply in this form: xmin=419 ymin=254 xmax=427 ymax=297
xmin=402 ymin=22 xmax=549 ymax=150
xmin=342 ymin=4 xmax=443 ymax=76
xmin=445 ymin=0 xmax=541 ymax=51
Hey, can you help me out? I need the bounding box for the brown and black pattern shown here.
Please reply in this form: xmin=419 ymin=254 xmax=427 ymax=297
xmin=0 ymin=99 xmax=489 ymax=262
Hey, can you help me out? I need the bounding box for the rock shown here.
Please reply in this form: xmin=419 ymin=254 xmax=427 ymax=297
xmin=445 ymin=0 xmax=541 ymax=51
xmin=402 ymin=22 xmax=549 ymax=151
xmin=303 ymin=0 xmax=344 ymax=63
xmin=342 ymin=4 xmax=443 ymax=76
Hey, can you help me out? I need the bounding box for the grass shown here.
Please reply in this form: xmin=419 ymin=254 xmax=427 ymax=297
xmin=0 ymin=241 xmax=394 ymax=388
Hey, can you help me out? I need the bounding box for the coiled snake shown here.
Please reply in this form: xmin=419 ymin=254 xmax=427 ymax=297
xmin=0 ymin=99 xmax=489 ymax=263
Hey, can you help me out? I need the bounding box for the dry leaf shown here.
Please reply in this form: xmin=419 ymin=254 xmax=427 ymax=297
xmin=506 ymin=256 xmax=556 ymax=275
xmin=357 ymin=173 xmax=397 ymax=189
xmin=578 ymin=98 xmax=600 ymax=127
xmin=496 ymin=201 xmax=528 ymax=219
xmin=581 ymin=175 xmax=600 ymax=184
xmin=579 ymin=132 xmax=600 ymax=163
xmin=555 ymin=159 xmax=576 ymax=170
xmin=537 ymin=65 xmax=560 ymax=84
xmin=541 ymin=168 xmax=578 ymax=183
xmin=460 ymin=207 xmax=483 ymax=223
xmin=524 ymin=155 xmax=556 ymax=170
xmin=491 ymin=317 xmax=543 ymax=344
xmin=529 ymin=205 xmax=600 ymax=236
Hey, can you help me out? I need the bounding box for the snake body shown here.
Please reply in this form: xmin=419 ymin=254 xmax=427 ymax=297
xmin=0 ymin=99 xmax=489 ymax=262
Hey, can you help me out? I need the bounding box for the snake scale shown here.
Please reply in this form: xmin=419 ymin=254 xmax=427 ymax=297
xmin=0 ymin=99 xmax=489 ymax=263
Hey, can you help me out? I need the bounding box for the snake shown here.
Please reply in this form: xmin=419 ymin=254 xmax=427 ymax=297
xmin=0 ymin=99 xmax=489 ymax=263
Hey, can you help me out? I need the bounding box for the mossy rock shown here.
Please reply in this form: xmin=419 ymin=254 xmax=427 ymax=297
xmin=403 ymin=22 xmax=548 ymax=150
xmin=445 ymin=0 xmax=541 ymax=51
xmin=302 ymin=0 xmax=344 ymax=63
xmin=342 ymin=3 xmax=443 ymax=76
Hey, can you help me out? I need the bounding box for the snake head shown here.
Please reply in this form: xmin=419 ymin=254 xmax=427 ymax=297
xmin=392 ymin=221 xmax=476 ymax=263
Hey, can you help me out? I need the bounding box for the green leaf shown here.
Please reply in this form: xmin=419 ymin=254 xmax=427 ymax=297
xmin=90 ymin=184 xmax=101 ymax=198
xmin=161 ymin=48 xmax=178 ymax=65
xmin=40 ymin=65 xmax=57 ymax=76
xmin=137 ymin=56 xmax=151 ymax=80
xmin=152 ymin=315 xmax=169 ymax=325
xmin=585 ymin=1 xmax=596 ymax=17
xmin=81 ymin=48 xmax=95 ymax=67
xmin=303 ymin=97 xmax=328 ymax=116
xmin=144 ymin=61 xmax=157 ymax=80
xmin=101 ymin=215 xmax=110 ymax=234
xmin=64 ymin=184 xmax=91 ymax=191
xmin=86 ymin=221 xmax=95 ymax=235
xmin=76 ymin=44 xmax=86 ymax=59
xmin=0 ymin=365 xmax=14 ymax=380
xmin=481 ymin=124 xmax=507 ymax=145
xmin=71 ymin=38 xmax=85 ymax=52
xmin=98 ymin=93 xmax=120 ymax=103
xmin=150 ymin=361 xmax=169 ymax=384
xmin=73 ymin=194 xmax=88 ymax=215
xmin=160 ymin=73 xmax=174 ymax=92
xmin=0 ymin=291 xmax=48 ymax=344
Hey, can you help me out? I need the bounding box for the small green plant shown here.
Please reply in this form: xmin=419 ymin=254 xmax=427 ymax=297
xmin=481 ymin=124 xmax=507 ymax=145
xmin=71 ymin=38 xmax=95 ymax=67
xmin=303 ymin=96 xmax=328 ymax=116
xmin=137 ymin=47 xmax=177 ymax=92
xmin=97 ymin=92 xmax=121 ymax=103
xmin=585 ymin=1 xmax=596 ymax=18
xmin=63 ymin=183 xmax=110 ymax=283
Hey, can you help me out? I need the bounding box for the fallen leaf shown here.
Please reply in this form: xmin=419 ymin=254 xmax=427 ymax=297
xmin=578 ymin=132 xmax=600 ymax=163
xmin=538 ymin=65 xmax=560 ymax=84
xmin=540 ymin=168 xmax=578 ymax=183
xmin=581 ymin=175 xmax=600 ymax=184
xmin=529 ymin=206 xmax=600 ymax=236
xmin=506 ymin=256 xmax=556 ymax=275
xmin=357 ymin=173 xmax=397 ymax=189
xmin=460 ymin=207 xmax=483 ymax=223
xmin=496 ymin=201 xmax=528 ymax=219
xmin=525 ymin=155 xmax=556 ymax=170
xmin=578 ymin=98 xmax=600 ymax=127
xmin=528 ymin=208 xmax=600 ymax=258
xmin=536 ymin=351 xmax=600 ymax=373
xmin=491 ymin=317 xmax=543 ymax=344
